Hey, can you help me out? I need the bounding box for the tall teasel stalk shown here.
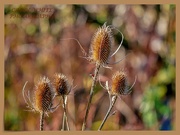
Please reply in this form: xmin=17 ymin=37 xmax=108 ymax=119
xmin=22 ymin=77 xmax=59 ymax=131
xmin=53 ymin=73 xmax=72 ymax=131
xmin=82 ymin=23 xmax=115 ymax=130
xmin=98 ymin=71 xmax=137 ymax=130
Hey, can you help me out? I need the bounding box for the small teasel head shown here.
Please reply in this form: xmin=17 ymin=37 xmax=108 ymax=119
xmin=111 ymin=71 xmax=129 ymax=96
xmin=53 ymin=73 xmax=70 ymax=96
xmin=33 ymin=76 xmax=53 ymax=113
xmin=90 ymin=22 xmax=113 ymax=66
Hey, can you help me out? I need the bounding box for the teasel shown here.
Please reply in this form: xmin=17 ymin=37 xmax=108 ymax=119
xmin=53 ymin=73 xmax=73 ymax=131
xmin=98 ymin=71 xmax=137 ymax=130
xmin=90 ymin=22 xmax=113 ymax=66
xmin=82 ymin=22 xmax=126 ymax=130
xmin=53 ymin=73 xmax=71 ymax=96
xmin=22 ymin=76 xmax=59 ymax=131
xmin=111 ymin=71 xmax=129 ymax=95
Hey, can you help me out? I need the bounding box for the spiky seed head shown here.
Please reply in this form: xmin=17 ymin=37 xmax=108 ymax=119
xmin=34 ymin=77 xmax=53 ymax=113
xmin=53 ymin=73 xmax=70 ymax=96
xmin=90 ymin=23 xmax=113 ymax=66
xmin=111 ymin=71 xmax=128 ymax=95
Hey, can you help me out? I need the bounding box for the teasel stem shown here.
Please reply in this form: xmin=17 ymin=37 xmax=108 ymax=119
xmin=40 ymin=111 xmax=45 ymax=131
xmin=62 ymin=111 xmax=65 ymax=130
xmin=62 ymin=95 xmax=70 ymax=131
xmin=98 ymin=95 xmax=117 ymax=131
xmin=82 ymin=63 xmax=101 ymax=130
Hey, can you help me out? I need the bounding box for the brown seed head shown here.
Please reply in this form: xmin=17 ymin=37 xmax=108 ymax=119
xmin=90 ymin=23 xmax=113 ymax=66
xmin=53 ymin=73 xmax=70 ymax=96
xmin=111 ymin=71 xmax=128 ymax=95
xmin=34 ymin=77 xmax=53 ymax=113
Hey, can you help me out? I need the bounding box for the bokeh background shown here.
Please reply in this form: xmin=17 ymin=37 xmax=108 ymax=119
xmin=4 ymin=4 xmax=175 ymax=130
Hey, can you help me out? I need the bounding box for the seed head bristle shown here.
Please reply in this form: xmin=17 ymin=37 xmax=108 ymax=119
xmin=111 ymin=71 xmax=128 ymax=95
xmin=34 ymin=77 xmax=53 ymax=113
xmin=90 ymin=23 xmax=113 ymax=66
xmin=53 ymin=73 xmax=70 ymax=96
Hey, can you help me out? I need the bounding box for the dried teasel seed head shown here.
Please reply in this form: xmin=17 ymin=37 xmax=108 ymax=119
xmin=111 ymin=71 xmax=128 ymax=95
xmin=53 ymin=73 xmax=70 ymax=96
xmin=34 ymin=77 xmax=53 ymax=113
xmin=90 ymin=23 xmax=113 ymax=66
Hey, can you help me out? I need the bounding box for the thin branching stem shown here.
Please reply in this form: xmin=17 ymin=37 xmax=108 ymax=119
xmin=98 ymin=95 xmax=117 ymax=131
xmin=62 ymin=95 xmax=70 ymax=131
xmin=82 ymin=63 xmax=101 ymax=131
xmin=40 ymin=112 xmax=44 ymax=131
xmin=62 ymin=112 xmax=65 ymax=130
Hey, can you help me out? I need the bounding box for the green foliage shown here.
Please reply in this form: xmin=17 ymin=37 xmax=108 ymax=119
xmin=140 ymin=60 xmax=175 ymax=130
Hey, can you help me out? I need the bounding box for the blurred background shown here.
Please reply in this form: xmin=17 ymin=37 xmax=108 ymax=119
xmin=4 ymin=4 xmax=175 ymax=131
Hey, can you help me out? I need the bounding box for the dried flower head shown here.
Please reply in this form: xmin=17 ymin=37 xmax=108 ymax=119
xmin=53 ymin=73 xmax=70 ymax=96
xmin=33 ymin=77 xmax=53 ymax=113
xmin=111 ymin=71 xmax=129 ymax=95
xmin=90 ymin=23 xmax=113 ymax=66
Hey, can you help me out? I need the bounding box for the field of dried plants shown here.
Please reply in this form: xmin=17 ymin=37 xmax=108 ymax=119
xmin=4 ymin=5 xmax=175 ymax=130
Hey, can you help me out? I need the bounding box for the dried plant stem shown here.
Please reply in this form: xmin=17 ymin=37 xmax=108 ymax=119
xmin=62 ymin=112 xmax=65 ymax=130
xmin=40 ymin=112 xmax=44 ymax=131
xmin=82 ymin=63 xmax=101 ymax=131
xmin=98 ymin=95 xmax=117 ymax=131
xmin=62 ymin=95 xmax=70 ymax=131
